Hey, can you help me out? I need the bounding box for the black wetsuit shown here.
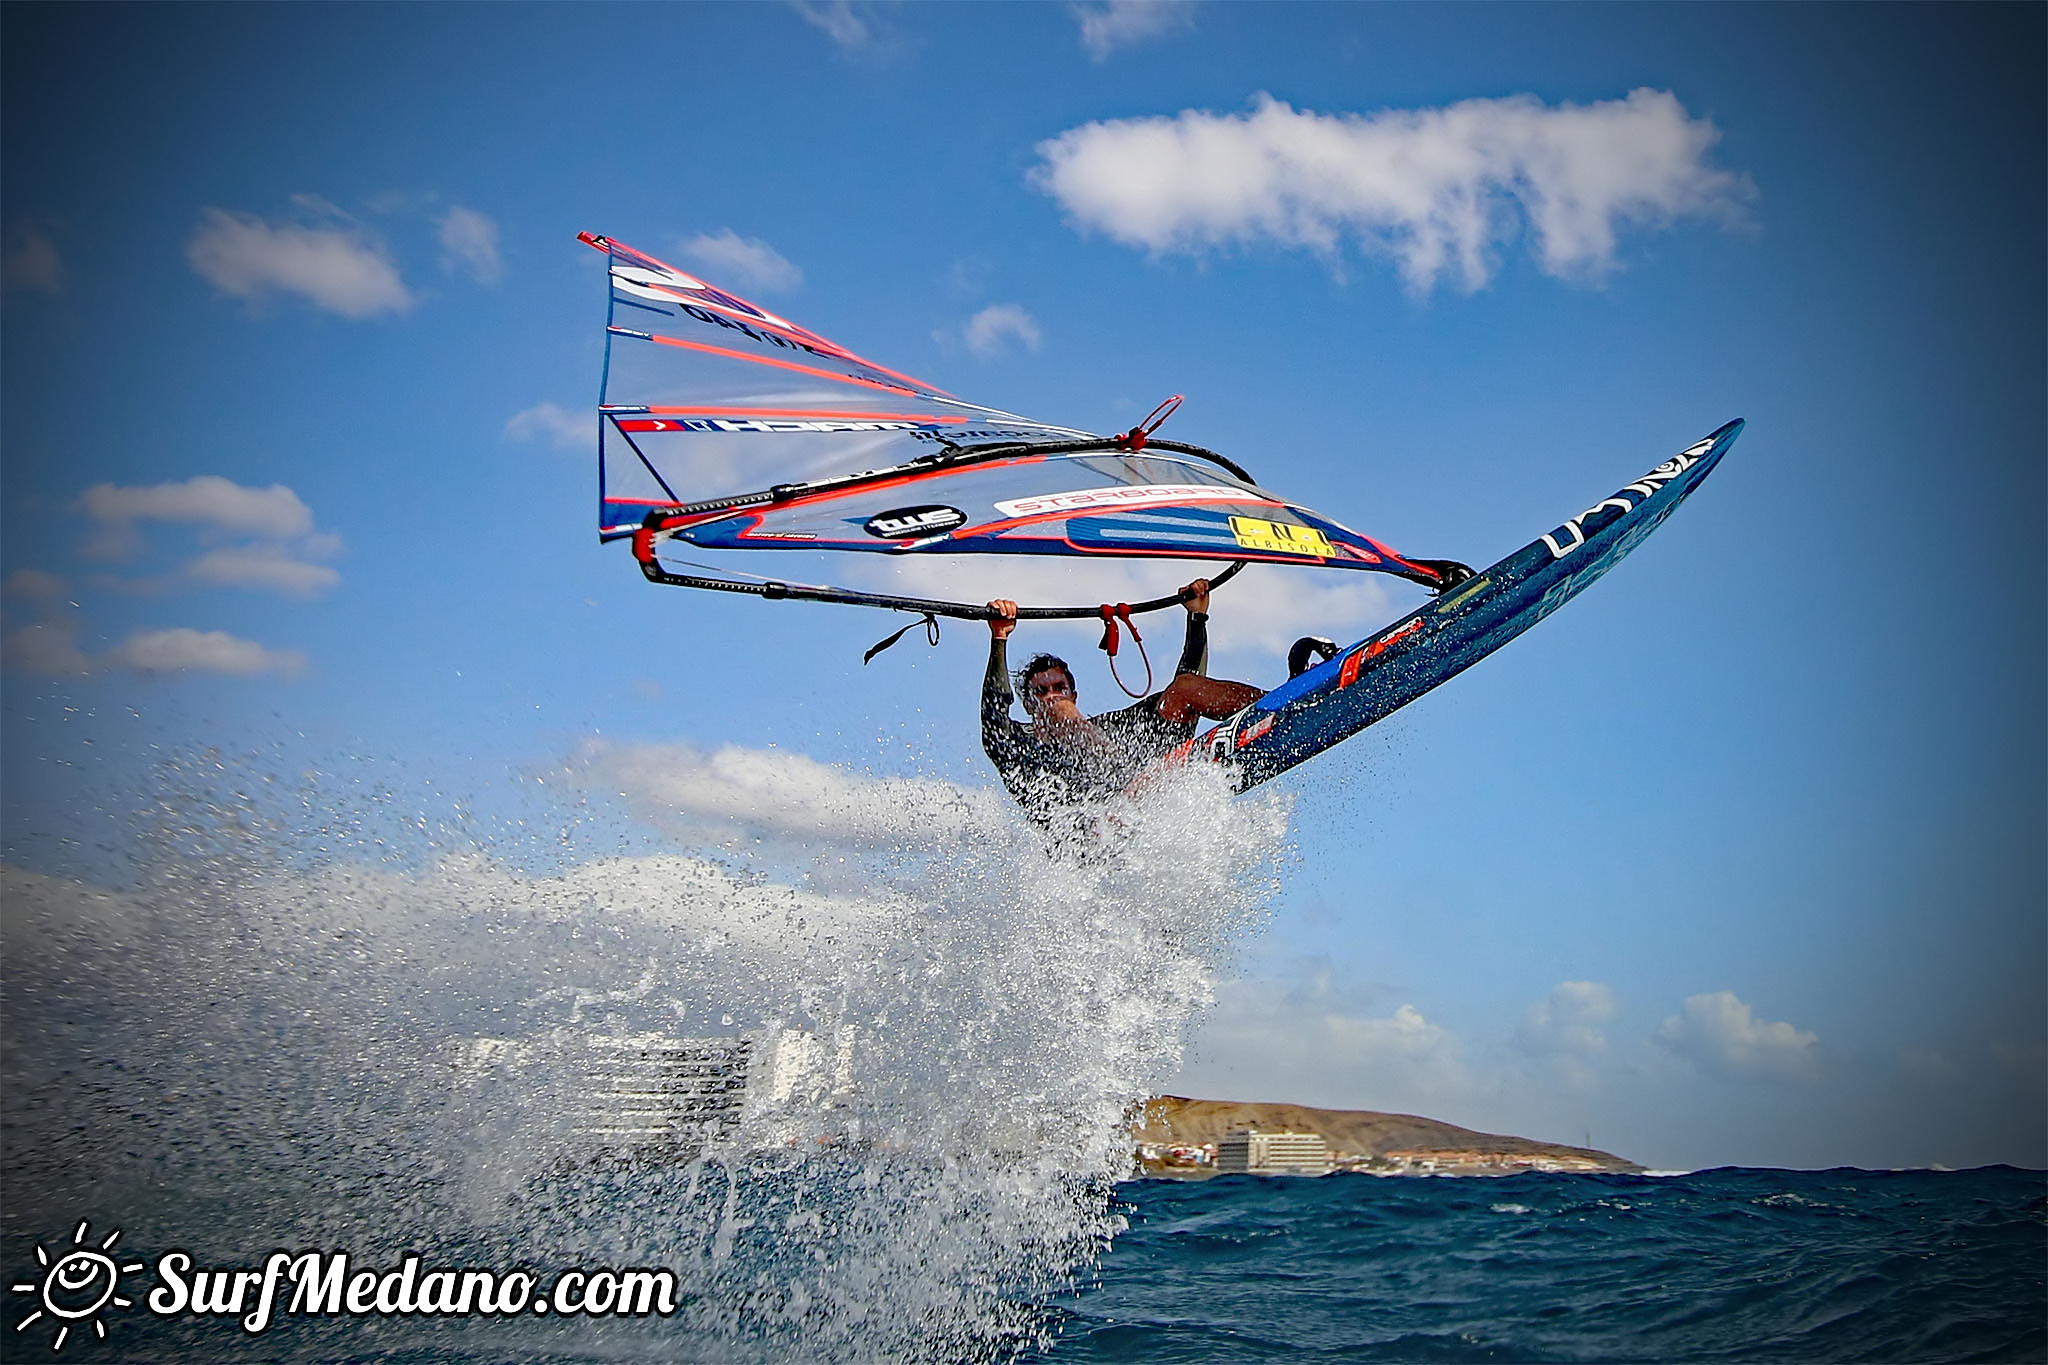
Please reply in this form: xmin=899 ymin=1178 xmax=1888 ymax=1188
xmin=982 ymin=613 xmax=1209 ymax=817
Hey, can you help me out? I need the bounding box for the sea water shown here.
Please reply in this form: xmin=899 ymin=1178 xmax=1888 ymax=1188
xmin=4 ymin=751 xmax=2041 ymax=1362
xmin=1041 ymin=1166 xmax=2046 ymax=1363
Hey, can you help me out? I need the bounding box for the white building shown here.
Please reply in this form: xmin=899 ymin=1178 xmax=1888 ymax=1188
xmin=571 ymin=1033 xmax=755 ymax=1160
xmin=1217 ymin=1128 xmax=1330 ymax=1175
xmin=758 ymin=1024 xmax=857 ymax=1108
xmin=450 ymin=1024 xmax=854 ymax=1166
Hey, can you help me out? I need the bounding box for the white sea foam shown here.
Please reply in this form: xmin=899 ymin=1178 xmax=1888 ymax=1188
xmin=2 ymin=751 xmax=1290 ymax=1361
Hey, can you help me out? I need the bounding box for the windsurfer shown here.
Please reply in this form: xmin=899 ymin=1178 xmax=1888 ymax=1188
xmin=981 ymin=579 xmax=1262 ymax=819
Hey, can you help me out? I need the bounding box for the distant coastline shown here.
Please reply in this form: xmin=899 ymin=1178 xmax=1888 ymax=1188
xmin=1132 ymin=1096 xmax=1642 ymax=1177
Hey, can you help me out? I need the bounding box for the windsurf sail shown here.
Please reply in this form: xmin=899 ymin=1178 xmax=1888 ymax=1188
xmin=583 ymin=233 xmax=1458 ymax=621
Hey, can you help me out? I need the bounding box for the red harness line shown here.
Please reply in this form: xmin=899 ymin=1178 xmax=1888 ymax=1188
xmin=1100 ymin=393 xmax=1183 ymax=695
xmin=1099 ymin=602 xmax=1154 ymax=698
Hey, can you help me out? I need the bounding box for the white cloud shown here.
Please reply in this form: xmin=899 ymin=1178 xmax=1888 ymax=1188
xmin=105 ymin=627 xmax=306 ymax=677
xmin=184 ymin=546 xmax=341 ymax=597
xmin=81 ymin=475 xmax=341 ymax=599
xmin=505 ymin=402 xmax=590 ymax=453
xmin=545 ymin=853 xmax=901 ymax=962
xmin=1326 ymin=1002 xmax=1462 ymax=1066
xmin=1513 ymin=981 xmax=1620 ymax=1091
xmin=437 ymin=206 xmax=502 ymax=284
xmin=1073 ymin=0 xmax=1194 ymax=61
xmin=1033 ymin=89 xmax=1750 ymax=291
xmin=2 ymin=223 xmax=64 ymax=294
xmin=562 ymin=739 xmax=1008 ymax=846
xmin=1516 ymin=980 xmax=1619 ymax=1059
xmin=790 ymin=0 xmax=875 ymax=51
xmin=682 ymin=229 xmax=802 ymax=293
xmin=1204 ymin=565 xmax=1402 ymax=661
xmin=0 ymin=589 xmax=309 ymax=677
xmin=188 ymin=206 xmax=412 ymax=318
xmin=1656 ymin=991 xmax=1818 ymax=1082
xmin=2 ymin=622 xmax=90 ymax=676
xmin=0 ymin=853 xmax=896 ymax=1027
xmin=1179 ymin=963 xmax=1472 ymax=1111
xmin=84 ymin=475 xmax=315 ymax=543
xmin=1 ymin=570 xmax=86 ymax=674
xmin=962 ymin=303 xmax=1042 ymax=358
xmin=3 ymin=569 xmax=68 ymax=602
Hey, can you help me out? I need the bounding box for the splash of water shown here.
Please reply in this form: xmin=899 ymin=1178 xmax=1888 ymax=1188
xmin=1 ymin=748 xmax=1289 ymax=1361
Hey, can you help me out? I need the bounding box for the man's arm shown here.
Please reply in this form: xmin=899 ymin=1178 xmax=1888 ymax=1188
xmin=983 ymin=599 xmax=1021 ymax=761
xmin=1175 ymin=578 xmax=1211 ymax=678
xmin=1153 ymin=577 xmax=1263 ymax=726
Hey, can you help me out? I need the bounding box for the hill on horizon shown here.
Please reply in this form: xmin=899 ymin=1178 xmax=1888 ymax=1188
xmin=1133 ymin=1095 xmax=1641 ymax=1173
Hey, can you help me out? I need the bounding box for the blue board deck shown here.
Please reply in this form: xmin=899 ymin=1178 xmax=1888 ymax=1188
xmin=1198 ymin=420 xmax=1744 ymax=791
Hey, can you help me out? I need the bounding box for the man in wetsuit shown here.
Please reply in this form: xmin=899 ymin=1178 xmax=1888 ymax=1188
xmin=981 ymin=578 xmax=1264 ymax=819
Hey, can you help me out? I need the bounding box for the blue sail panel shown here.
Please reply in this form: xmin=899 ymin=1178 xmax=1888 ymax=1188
xmin=665 ymin=448 xmax=1432 ymax=575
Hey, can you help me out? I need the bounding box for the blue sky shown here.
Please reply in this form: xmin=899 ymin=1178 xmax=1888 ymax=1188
xmin=2 ymin=3 xmax=2041 ymax=1173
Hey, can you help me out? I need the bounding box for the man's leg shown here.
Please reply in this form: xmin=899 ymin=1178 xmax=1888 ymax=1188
xmin=1157 ymin=674 xmax=1263 ymax=724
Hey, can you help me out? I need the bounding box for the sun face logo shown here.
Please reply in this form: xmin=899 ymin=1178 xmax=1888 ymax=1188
xmin=11 ymin=1221 xmax=144 ymax=1352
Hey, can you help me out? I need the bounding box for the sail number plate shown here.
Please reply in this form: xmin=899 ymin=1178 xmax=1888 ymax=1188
xmin=1229 ymin=516 xmax=1332 ymax=557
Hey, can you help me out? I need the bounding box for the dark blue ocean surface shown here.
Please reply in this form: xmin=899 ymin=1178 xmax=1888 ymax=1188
xmin=1040 ymin=1166 xmax=2047 ymax=1364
